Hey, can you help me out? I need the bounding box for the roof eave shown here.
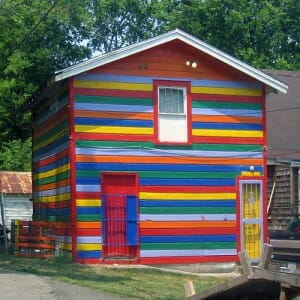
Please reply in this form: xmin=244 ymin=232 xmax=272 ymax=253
xmin=54 ymin=29 xmax=288 ymax=94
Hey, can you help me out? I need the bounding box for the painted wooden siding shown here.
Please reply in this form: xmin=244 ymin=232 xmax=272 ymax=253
xmin=72 ymin=61 xmax=265 ymax=263
xmin=32 ymin=86 xmax=72 ymax=252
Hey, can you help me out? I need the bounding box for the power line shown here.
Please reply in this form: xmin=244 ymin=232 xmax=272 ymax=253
xmin=2 ymin=0 xmax=61 ymax=68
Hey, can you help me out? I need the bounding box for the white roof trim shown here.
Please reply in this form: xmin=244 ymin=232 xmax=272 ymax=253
xmin=55 ymin=29 xmax=288 ymax=94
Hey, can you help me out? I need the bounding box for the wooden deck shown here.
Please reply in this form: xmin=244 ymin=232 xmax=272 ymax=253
xmin=185 ymin=245 xmax=300 ymax=300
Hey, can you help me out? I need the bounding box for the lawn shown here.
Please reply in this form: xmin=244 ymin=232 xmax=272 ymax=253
xmin=0 ymin=254 xmax=230 ymax=299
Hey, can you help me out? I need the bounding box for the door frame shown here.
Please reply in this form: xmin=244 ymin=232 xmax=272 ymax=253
xmin=237 ymin=176 xmax=266 ymax=262
xmin=101 ymin=172 xmax=139 ymax=262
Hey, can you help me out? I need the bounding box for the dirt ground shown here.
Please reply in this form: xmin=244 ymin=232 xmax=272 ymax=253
xmin=0 ymin=269 xmax=123 ymax=300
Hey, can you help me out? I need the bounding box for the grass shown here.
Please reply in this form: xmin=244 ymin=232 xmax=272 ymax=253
xmin=0 ymin=254 xmax=229 ymax=299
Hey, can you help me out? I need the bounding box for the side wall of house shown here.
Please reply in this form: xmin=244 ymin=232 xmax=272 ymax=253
xmin=32 ymin=82 xmax=72 ymax=252
xmin=71 ymin=41 xmax=266 ymax=263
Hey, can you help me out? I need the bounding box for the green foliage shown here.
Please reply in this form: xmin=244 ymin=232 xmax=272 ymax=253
xmin=0 ymin=138 xmax=32 ymax=171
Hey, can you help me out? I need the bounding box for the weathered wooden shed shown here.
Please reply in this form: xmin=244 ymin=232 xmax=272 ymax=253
xmin=30 ymin=29 xmax=288 ymax=264
xmin=0 ymin=171 xmax=32 ymax=231
xmin=264 ymin=70 xmax=300 ymax=232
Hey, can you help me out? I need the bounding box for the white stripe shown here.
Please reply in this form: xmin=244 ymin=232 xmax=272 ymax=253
xmin=75 ymin=103 xmax=153 ymax=113
xmin=192 ymin=108 xmax=262 ymax=117
xmin=56 ymin=236 xmax=72 ymax=243
xmin=76 ymin=185 xmax=101 ymax=192
xmin=75 ymin=147 xmax=262 ymax=158
xmin=140 ymin=214 xmax=236 ymax=221
xmin=140 ymin=249 xmax=237 ymax=257
xmin=33 ymin=186 xmax=70 ymax=197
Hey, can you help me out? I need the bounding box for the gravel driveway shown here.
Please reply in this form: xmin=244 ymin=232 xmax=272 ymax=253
xmin=0 ymin=269 xmax=124 ymax=300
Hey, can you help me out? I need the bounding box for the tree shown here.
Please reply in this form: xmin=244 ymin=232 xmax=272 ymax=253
xmin=156 ymin=0 xmax=300 ymax=70
xmin=88 ymin=0 xmax=162 ymax=53
xmin=0 ymin=0 xmax=93 ymax=171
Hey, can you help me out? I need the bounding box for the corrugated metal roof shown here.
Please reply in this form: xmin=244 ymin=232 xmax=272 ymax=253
xmin=0 ymin=171 xmax=32 ymax=194
xmin=55 ymin=29 xmax=288 ymax=94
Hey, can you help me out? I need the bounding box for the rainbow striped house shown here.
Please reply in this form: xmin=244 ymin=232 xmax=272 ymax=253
xmin=31 ymin=29 xmax=288 ymax=264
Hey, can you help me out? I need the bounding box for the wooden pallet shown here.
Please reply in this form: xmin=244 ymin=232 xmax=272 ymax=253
xmin=14 ymin=220 xmax=56 ymax=258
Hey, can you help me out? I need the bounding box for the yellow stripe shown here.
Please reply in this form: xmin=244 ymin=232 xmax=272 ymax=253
xmin=76 ymin=199 xmax=102 ymax=207
xmin=59 ymin=243 xmax=72 ymax=251
xmin=75 ymin=125 xmax=153 ymax=135
xmin=192 ymin=129 xmax=263 ymax=138
xmin=139 ymin=192 xmax=236 ymax=200
xmin=33 ymin=129 xmax=68 ymax=152
xmin=192 ymin=86 xmax=262 ymax=96
xmin=35 ymin=193 xmax=70 ymax=203
xmin=34 ymin=164 xmax=70 ymax=180
xmin=77 ymin=244 xmax=102 ymax=251
xmin=74 ymin=80 xmax=153 ymax=92
xmin=241 ymin=171 xmax=261 ymax=177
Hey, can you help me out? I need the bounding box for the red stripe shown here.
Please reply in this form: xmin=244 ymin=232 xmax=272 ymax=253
xmin=140 ymin=255 xmax=238 ymax=265
xmin=34 ymin=200 xmax=71 ymax=209
xmin=140 ymin=227 xmax=236 ymax=236
xmin=140 ymin=186 xmax=236 ymax=193
xmin=74 ymin=88 xmax=152 ymax=99
xmin=56 ymin=228 xmax=72 ymax=236
xmin=33 ymin=149 xmax=69 ymax=168
xmin=74 ymin=132 xmax=153 ymax=142
xmin=192 ymin=93 xmax=263 ymax=103
xmin=76 ymin=228 xmax=102 ymax=236
xmin=76 ymin=192 xmax=101 ymax=199
xmin=192 ymin=136 xmax=263 ymax=145
xmin=76 ymin=258 xmax=100 ymax=264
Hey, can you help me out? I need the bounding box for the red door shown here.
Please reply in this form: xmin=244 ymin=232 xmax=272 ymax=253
xmin=101 ymin=173 xmax=138 ymax=260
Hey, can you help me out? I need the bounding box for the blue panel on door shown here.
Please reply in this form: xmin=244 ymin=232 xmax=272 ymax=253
xmin=126 ymin=195 xmax=138 ymax=245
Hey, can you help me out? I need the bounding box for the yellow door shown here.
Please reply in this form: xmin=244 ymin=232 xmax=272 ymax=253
xmin=240 ymin=180 xmax=263 ymax=262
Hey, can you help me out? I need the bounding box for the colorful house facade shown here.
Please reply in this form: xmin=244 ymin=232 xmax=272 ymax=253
xmin=31 ymin=29 xmax=288 ymax=264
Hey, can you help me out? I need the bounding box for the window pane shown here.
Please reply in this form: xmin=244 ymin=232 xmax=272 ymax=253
xmin=159 ymin=87 xmax=185 ymax=114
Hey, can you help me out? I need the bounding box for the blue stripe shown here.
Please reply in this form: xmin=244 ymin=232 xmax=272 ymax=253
xmin=76 ymin=162 xmax=264 ymax=173
xmin=76 ymin=177 xmax=235 ymax=186
xmin=192 ymin=122 xmax=262 ymax=130
xmin=75 ymin=73 xmax=262 ymax=89
xmin=34 ymin=156 xmax=69 ymax=173
xmin=33 ymin=135 xmax=69 ymax=157
xmin=140 ymin=200 xmax=235 ymax=207
xmin=77 ymin=207 xmax=102 ymax=214
xmin=36 ymin=208 xmax=71 ymax=216
xmin=75 ymin=117 xmax=153 ymax=127
xmin=77 ymin=250 xmax=101 ymax=259
xmin=140 ymin=235 xmax=236 ymax=243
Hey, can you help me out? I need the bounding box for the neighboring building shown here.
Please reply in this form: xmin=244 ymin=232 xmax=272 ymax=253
xmin=264 ymin=70 xmax=300 ymax=232
xmin=0 ymin=171 xmax=32 ymax=231
xmin=30 ymin=29 xmax=288 ymax=264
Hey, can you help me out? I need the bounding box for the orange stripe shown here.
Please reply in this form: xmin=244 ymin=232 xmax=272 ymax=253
xmin=33 ymin=179 xmax=70 ymax=191
xmin=76 ymin=155 xmax=262 ymax=165
xmin=192 ymin=115 xmax=262 ymax=124
xmin=76 ymin=222 xmax=102 ymax=229
xmin=140 ymin=221 xmax=236 ymax=229
xmin=75 ymin=110 xmax=153 ymax=120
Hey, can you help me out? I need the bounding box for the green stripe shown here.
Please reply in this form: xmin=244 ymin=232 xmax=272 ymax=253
xmin=76 ymin=140 xmax=262 ymax=152
xmin=192 ymin=100 xmax=262 ymax=110
xmin=76 ymin=170 xmax=237 ymax=179
xmin=34 ymin=215 xmax=71 ymax=222
xmin=140 ymin=207 xmax=235 ymax=214
xmin=140 ymin=242 xmax=236 ymax=250
xmin=75 ymin=95 xmax=152 ymax=106
xmin=33 ymin=120 xmax=69 ymax=146
xmin=77 ymin=214 xmax=101 ymax=222
xmin=33 ymin=171 xmax=70 ymax=185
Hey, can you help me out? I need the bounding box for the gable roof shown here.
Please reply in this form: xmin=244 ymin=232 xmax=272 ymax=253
xmin=0 ymin=171 xmax=32 ymax=194
xmin=265 ymin=69 xmax=300 ymax=164
xmin=55 ymin=29 xmax=288 ymax=94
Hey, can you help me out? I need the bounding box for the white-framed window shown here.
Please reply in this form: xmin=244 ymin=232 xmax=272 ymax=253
xmin=154 ymin=80 xmax=191 ymax=144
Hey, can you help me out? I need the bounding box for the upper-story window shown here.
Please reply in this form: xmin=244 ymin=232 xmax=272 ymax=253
xmin=154 ymin=80 xmax=191 ymax=144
